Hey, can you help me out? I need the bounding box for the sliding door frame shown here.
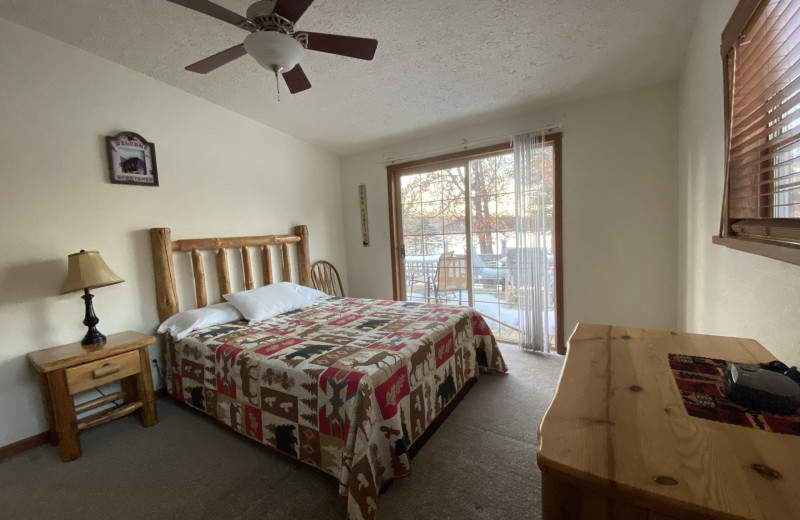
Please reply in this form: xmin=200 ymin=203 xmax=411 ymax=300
xmin=386 ymin=134 xmax=564 ymax=354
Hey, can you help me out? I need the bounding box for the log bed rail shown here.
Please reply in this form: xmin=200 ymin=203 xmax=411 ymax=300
xmin=150 ymin=225 xmax=312 ymax=323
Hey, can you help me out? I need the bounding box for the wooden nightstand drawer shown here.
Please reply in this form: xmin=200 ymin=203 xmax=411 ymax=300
xmin=65 ymin=350 xmax=141 ymax=395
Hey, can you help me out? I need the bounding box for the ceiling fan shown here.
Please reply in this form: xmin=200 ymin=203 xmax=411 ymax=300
xmin=168 ymin=0 xmax=378 ymax=95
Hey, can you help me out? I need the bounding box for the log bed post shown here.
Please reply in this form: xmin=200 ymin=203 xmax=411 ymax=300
xmin=190 ymin=249 xmax=207 ymax=308
xmin=281 ymin=244 xmax=293 ymax=283
xmin=216 ymin=249 xmax=231 ymax=296
xmin=295 ymin=225 xmax=312 ymax=288
xmin=262 ymin=246 xmax=274 ymax=284
xmin=242 ymin=247 xmax=254 ymax=290
xmin=150 ymin=228 xmax=180 ymax=322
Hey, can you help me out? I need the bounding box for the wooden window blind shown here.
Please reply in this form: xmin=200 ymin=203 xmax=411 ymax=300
xmin=718 ymin=0 xmax=800 ymax=262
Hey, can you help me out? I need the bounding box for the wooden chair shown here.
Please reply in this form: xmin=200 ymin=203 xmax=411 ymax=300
xmin=311 ymin=260 xmax=345 ymax=297
xmin=433 ymin=252 xmax=468 ymax=304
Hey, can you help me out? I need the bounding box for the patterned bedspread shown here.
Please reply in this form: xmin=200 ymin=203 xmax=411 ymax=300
xmin=166 ymin=296 xmax=507 ymax=520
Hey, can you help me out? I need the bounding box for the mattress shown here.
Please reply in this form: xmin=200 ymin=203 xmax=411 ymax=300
xmin=166 ymin=296 xmax=507 ymax=520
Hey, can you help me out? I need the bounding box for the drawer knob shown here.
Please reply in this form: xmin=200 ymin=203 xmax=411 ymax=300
xmin=92 ymin=363 xmax=121 ymax=378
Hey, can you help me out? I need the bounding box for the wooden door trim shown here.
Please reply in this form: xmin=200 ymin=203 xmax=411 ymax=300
xmin=387 ymin=168 xmax=401 ymax=299
xmin=386 ymin=142 xmax=512 ymax=175
xmin=550 ymin=133 xmax=565 ymax=354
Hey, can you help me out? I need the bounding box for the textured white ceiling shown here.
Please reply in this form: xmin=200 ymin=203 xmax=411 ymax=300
xmin=0 ymin=0 xmax=701 ymax=155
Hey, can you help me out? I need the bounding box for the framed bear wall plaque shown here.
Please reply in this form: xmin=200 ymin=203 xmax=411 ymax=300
xmin=106 ymin=131 xmax=159 ymax=186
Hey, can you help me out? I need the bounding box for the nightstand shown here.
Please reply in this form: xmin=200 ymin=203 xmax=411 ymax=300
xmin=28 ymin=331 xmax=158 ymax=461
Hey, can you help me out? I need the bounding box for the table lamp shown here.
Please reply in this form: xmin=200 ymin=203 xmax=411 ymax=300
xmin=61 ymin=250 xmax=124 ymax=346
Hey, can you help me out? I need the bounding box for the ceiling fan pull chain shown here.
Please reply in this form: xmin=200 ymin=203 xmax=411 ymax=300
xmin=274 ymin=66 xmax=281 ymax=101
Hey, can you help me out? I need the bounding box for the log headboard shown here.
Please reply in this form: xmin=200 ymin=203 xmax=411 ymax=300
xmin=150 ymin=225 xmax=313 ymax=322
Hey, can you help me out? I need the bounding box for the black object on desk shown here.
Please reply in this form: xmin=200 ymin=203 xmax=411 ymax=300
xmin=724 ymin=363 xmax=800 ymax=415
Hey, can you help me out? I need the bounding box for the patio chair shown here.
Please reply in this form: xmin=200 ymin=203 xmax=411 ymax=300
xmin=404 ymin=258 xmax=435 ymax=302
xmin=311 ymin=260 xmax=345 ymax=297
xmin=433 ymin=252 xmax=468 ymax=304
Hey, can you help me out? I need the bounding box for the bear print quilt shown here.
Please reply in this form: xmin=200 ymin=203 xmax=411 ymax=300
xmin=166 ymin=296 xmax=507 ymax=520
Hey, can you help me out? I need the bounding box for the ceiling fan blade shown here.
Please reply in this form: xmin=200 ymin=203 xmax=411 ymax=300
xmin=283 ymin=65 xmax=312 ymax=94
xmin=185 ymin=44 xmax=247 ymax=73
xmin=304 ymin=32 xmax=378 ymax=61
xmin=167 ymin=0 xmax=247 ymax=27
xmin=273 ymin=0 xmax=315 ymax=23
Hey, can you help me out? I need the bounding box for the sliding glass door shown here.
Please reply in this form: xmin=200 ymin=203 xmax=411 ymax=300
xmin=390 ymin=141 xmax=560 ymax=349
xmin=467 ymin=152 xmax=521 ymax=343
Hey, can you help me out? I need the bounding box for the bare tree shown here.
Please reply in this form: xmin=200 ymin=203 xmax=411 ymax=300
xmin=399 ymin=147 xmax=554 ymax=258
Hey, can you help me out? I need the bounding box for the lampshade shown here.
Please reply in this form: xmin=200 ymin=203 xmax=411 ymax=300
xmin=61 ymin=251 xmax=124 ymax=294
xmin=244 ymin=31 xmax=305 ymax=73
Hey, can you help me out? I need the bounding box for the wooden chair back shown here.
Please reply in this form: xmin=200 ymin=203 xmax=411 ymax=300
xmin=311 ymin=260 xmax=345 ymax=297
xmin=433 ymin=252 xmax=468 ymax=304
xmin=435 ymin=252 xmax=468 ymax=291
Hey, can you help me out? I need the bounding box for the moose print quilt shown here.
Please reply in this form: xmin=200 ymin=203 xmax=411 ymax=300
xmin=166 ymin=296 xmax=507 ymax=520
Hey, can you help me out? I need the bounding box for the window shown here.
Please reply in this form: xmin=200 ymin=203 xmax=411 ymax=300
xmin=716 ymin=0 xmax=800 ymax=264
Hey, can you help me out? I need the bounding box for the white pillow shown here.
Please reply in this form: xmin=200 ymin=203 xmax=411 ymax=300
xmin=157 ymin=302 xmax=243 ymax=340
xmin=289 ymin=283 xmax=327 ymax=300
xmin=223 ymin=282 xmax=313 ymax=323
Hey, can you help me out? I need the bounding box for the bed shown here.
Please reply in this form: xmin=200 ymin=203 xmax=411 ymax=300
xmin=150 ymin=225 xmax=507 ymax=520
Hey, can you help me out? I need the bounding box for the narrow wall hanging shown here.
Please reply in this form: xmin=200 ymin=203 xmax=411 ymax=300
xmin=106 ymin=131 xmax=159 ymax=186
xmin=359 ymin=184 xmax=369 ymax=246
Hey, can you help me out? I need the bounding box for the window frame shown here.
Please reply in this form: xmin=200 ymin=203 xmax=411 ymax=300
xmin=716 ymin=0 xmax=800 ymax=265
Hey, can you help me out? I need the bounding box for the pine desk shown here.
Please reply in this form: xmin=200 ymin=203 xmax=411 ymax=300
xmin=537 ymin=324 xmax=800 ymax=519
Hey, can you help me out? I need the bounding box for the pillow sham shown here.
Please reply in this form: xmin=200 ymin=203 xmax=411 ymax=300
xmin=223 ymin=282 xmax=313 ymax=323
xmin=157 ymin=302 xmax=243 ymax=340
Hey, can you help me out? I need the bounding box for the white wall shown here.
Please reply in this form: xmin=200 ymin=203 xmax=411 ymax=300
xmin=678 ymin=1 xmax=800 ymax=366
xmin=340 ymin=82 xmax=679 ymax=342
xmin=0 ymin=19 xmax=345 ymax=447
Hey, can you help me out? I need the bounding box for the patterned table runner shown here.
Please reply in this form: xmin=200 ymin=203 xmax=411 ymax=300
xmin=668 ymin=354 xmax=800 ymax=436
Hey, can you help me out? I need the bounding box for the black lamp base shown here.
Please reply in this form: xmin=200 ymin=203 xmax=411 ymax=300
xmin=80 ymin=289 xmax=107 ymax=347
xmin=81 ymin=327 xmax=107 ymax=346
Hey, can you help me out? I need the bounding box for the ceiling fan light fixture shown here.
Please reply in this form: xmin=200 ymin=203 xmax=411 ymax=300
xmin=244 ymin=31 xmax=305 ymax=73
xmin=171 ymin=0 xmax=377 ymax=95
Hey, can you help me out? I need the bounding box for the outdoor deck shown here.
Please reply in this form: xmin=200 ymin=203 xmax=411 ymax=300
xmin=403 ymin=257 xmax=555 ymax=346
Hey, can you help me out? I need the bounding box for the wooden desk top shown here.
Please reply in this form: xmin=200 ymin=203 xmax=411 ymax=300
xmin=538 ymin=323 xmax=800 ymax=519
xmin=27 ymin=331 xmax=155 ymax=373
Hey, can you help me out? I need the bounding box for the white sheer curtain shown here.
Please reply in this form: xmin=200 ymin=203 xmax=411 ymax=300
xmin=513 ymin=131 xmax=551 ymax=352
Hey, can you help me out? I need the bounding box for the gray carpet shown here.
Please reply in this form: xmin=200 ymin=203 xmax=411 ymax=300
xmin=0 ymin=345 xmax=563 ymax=520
